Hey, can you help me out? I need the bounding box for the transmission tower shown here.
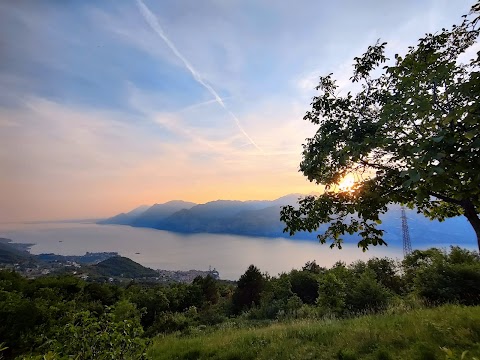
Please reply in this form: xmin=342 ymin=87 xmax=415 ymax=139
xmin=401 ymin=206 xmax=412 ymax=256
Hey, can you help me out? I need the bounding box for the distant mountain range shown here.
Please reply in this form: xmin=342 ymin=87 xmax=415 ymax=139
xmin=98 ymin=195 xmax=477 ymax=248
xmin=97 ymin=201 xmax=196 ymax=227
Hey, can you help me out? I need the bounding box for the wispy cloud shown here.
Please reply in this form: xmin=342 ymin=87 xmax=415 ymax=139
xmin=178 ymin=98 xmax=222 ymax=113
xmin=135 ymin=0 xmax=263 ymax=152
xmin=152 ymin=112 xmax=223 ymax=152
xmin=2 ymin=0 xmax=474 ymax=221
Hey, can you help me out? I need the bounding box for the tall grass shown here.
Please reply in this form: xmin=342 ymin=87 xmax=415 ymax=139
xmin=148 ymin=305 xmax=480 ymax=360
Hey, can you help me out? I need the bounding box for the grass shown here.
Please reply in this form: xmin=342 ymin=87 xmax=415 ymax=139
xmin=148 ymin=305 xmax=480 ymax=360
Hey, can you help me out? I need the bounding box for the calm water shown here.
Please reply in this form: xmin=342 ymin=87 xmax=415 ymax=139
xmin=0 ymin=222 xmax=403 ymax=280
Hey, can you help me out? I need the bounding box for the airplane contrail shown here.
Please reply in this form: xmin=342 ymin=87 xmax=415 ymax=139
xmin=136 ymin=0 xmax=263 ymax=152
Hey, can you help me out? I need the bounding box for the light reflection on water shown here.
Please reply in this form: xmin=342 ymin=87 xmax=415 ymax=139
xmin=0 ymin=222 xmax=402 ymax=280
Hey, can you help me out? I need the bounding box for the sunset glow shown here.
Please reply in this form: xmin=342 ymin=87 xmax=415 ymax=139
xmin=338 ymin=173 xmax=356 ymax=192
xmin=0 ymin=1 xmax=471 ymax=222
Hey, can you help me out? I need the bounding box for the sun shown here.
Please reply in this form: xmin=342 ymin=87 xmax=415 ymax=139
xmin=338 ymin=173 xmax=356 ymax=191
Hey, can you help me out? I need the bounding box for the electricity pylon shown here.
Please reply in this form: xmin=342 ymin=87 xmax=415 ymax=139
xmin=401 ymin=206 xmax=413 ymax=256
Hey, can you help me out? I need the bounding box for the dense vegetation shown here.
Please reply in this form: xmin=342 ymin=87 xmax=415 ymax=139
xmin=1 ymin=246 xmax=479 ymax=359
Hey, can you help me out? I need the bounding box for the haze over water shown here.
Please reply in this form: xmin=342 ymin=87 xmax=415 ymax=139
xmin=0 ymin=222 xmax=402 ymax=280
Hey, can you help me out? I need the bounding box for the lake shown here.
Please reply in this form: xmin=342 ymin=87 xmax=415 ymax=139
xmin=1 ymin=221 xmax=405 ymax=280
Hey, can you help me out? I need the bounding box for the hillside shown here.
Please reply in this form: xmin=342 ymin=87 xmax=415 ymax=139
xmin=0 ymin=238 xmax=37 ymax=264
xmin=2 ymin=246 xmax=479 ymax=359
xmin=97 ymin=204 xmax=150 ymax=225
xmin=91 ymin=256 xmax=158 ymax=278
xmin=155 ymin=200 xmax=275 ymax=233
xmin=148 ymin=305 xmax=480 ymax=360
xmin=132 ymin=200 xmax=197 ymax=228
xmin=223 ymin=205 xmax=287 ymax=237
xmin=99 ymin=196 xmax=477 ymax=247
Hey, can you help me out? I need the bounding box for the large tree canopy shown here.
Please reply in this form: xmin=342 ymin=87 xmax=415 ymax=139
xmin=281 ymin=2 xmax=480 ymax=250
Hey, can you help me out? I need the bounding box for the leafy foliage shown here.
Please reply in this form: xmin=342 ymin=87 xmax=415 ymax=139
xmin=410 ymin=247 xmax=480 ymax=305
xmin=281 ymin=2 xmax=480 ymax=250
xmin=1 ymin=246 xmax=479 ymax=358
xmin=232 ymin=265 xmax=266 ymax=314
xmin=346 ymin=269 xmax=392 ymax=314
xmin=46 ymin=308 xmax=146 ymax=360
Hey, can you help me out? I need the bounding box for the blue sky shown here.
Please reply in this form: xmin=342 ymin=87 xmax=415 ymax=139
xmin=0 ymin=0 xmax=475 ymax=221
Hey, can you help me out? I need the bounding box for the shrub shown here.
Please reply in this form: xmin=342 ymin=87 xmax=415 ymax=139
xmin=346 ymin=270 xmax=392 ymax=314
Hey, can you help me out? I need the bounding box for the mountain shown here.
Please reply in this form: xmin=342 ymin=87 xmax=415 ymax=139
xmin=97 ymin=205 xmax=150 ymax=225
xmin=269 ymin=193 xmax=303 ymax=207
xmin=90 ymin=256 xmax=158 ymax=278
xmin=131 ymin=200 xmax=197 ymax=228
xmin=152 ymin=196 xmax=307 ymax=234
xmin=155 ymin=200 xmax=274 ymax=233
xmin=223 ymin=205 xmax=287 ymax=237
xmin=98 ymin=195 xmax=476 ymax=247
xmin=98 ymin=201 xmax=196 ymax=227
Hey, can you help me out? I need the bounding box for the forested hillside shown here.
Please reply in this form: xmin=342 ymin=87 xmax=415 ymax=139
xmin=1 ymin=246 xmax=479 ymax=359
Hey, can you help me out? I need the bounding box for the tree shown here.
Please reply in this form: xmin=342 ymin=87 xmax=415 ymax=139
xmin=346 ymin=270 xmax=392 ymax=313
xmin=193 ymin=274 xmax=220 ymax=305
xmin=232 ymin=265 xmax=265 ymax=314
xmin=289 ymin=269 xmax=319 ymax=304
xmin=317 ymin=272 xmax=347 ymax=316
xmin=302 ymin=260 xmax=326 ymax=274
xmin=404 ymin=247 xmax=480 ymax=305
xmin=281 ymin=2 xmax=480 ymax=250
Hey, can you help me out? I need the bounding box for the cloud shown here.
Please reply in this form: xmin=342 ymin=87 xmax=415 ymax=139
xmin=0 ymin=97 xmax=318 ymax=221
xmin=135 ymin=0 xmax=263 ymax=152
xmin=1 ymin=0 xmax=476 ymax=221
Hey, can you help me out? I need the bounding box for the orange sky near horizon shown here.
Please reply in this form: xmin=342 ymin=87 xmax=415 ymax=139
xmin=0 ymin=1 xmax=471 ymax=223
xmin=1 ymin=170 xmax=321 ymax=222
xmin=0 ymin=98 xmax=321 ymax=222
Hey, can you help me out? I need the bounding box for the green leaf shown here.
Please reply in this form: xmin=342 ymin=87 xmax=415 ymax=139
xmin=465 ymin=131 xmax=476 ymax=140
xmin=402 ymin=179 xmax=413 ymax=188
xmin=408 ymin=170 xmax=421 ymax=182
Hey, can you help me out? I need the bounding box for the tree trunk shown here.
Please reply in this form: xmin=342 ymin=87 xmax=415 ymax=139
xmin=461 ymin=199 xmax=480 ymax=252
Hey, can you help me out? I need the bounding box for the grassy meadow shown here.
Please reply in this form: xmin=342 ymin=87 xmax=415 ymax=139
xmin=148 ymin=305 xmax=480 ymax=360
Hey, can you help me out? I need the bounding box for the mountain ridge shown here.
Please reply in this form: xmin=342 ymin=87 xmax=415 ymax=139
xmin=98 ymin=195 xmax=476 ymax=247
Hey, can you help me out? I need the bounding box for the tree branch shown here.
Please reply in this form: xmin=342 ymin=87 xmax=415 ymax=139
xmin=428 ymin=191 xmax=462 ymax=205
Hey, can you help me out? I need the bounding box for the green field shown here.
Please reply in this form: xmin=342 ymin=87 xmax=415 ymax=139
xmin=148 ymin=305 xmax=480 ymax=360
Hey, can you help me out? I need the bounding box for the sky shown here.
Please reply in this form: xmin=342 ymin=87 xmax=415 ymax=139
xmin=0 ymin=0 xmax=475 ymax=222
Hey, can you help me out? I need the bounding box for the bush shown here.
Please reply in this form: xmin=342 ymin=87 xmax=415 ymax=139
xmin=317 ymin=272 xmax=347 ymax=316
xmin=346 ymin=270 xmax=392 ymax=314
xmin=25 ymin=308 xmax=147 ymax=360
xmin=147 ymin=311 xmax=193 ymax=336
xmin=415 ymin=262 xmax=480 ymax=305
xmin=402 ymin=247 xmax=480 ymax=305
xmin=289 ymin=270 xmax=319 ymax=305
